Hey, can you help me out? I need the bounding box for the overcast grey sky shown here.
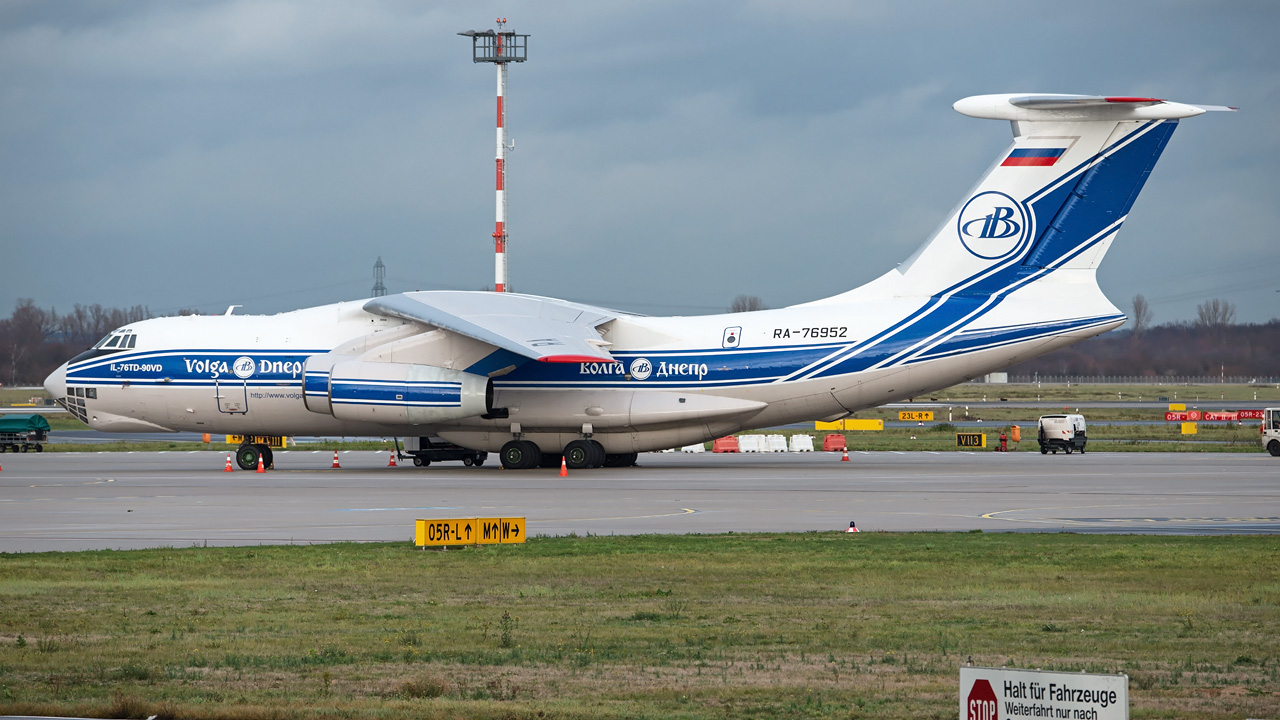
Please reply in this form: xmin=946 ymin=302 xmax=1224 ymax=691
xmin=2 ymin=0 xmax=1276 ymax=323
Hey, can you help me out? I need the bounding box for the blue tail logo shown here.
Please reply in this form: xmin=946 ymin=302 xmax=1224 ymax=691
xmin=957 ymin=191 xmax=1030 ymax=259
xmin=962 ymin=207 xmax=1020 ymax=239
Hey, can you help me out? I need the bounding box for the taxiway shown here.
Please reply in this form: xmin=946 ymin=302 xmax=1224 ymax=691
xmin=0 ymin=450 xmax=1276 ymax=552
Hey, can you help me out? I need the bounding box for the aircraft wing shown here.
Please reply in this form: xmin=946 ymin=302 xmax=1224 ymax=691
xmin=363 ymin=291 xmax=618 ymax=364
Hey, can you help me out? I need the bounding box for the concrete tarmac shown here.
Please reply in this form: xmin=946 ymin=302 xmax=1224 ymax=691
xmin=0 ymin=450 xmax=1276 ymax=552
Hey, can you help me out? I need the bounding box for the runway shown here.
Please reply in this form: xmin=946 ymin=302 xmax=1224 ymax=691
xmin=0 ymin=450 xmax=1276 ymax=552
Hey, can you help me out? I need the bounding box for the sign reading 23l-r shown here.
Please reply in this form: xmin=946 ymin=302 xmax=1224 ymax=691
xmin=956 ymin=190 xmax=1031 ymax=260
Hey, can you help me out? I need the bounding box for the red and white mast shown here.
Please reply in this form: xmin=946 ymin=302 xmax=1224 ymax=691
xmin=493 ymin=23 xmax=508 ymax=292
xmin=461 ymin=19 xmax=528 ymax=293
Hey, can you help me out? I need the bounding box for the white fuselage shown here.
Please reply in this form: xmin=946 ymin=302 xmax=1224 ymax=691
xmin=46 ymin=266 xmax=1122 ymax=454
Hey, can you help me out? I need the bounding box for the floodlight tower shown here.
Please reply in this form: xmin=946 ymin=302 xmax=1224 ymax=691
xmin=459 ymin=19 xmax=528 ymax=293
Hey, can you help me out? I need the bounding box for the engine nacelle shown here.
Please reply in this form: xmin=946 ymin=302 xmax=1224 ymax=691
xmin=303 ymin=356 xmax=490 ymax=425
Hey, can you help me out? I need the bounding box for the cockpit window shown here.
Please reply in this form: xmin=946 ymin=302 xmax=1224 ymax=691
xmin=91 ymin=331 xmax=137 ymax=351
xmin=74 ymin=329 xmax=137 ymax=364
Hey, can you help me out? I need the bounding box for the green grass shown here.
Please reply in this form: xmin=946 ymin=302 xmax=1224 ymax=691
xmin=831 ymin=422 xmax=1265 ymax=452
xmin=0 ymin=534 xmax=1276 ymax=719
xmin=0 ymin=388 xmax=51 ymax=407
xmin=924 ymin=381 xmax=1280 ymax=403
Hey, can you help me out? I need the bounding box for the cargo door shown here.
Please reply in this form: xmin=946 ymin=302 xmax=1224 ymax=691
xmin=214 ymin=376 xmax=249 ymax=414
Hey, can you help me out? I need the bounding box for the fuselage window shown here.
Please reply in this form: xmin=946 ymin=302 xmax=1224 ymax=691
xmin=86 ymin=388 xmax=97 ymax=399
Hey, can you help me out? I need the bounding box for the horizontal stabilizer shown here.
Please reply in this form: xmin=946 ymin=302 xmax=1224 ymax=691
xmin=955 ymin=93 xmax=1237 ymax=121
xmin=365 ymin=291 xmax=619 ymax=364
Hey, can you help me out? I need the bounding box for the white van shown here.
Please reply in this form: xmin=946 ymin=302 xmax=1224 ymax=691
xmin=1263 ymin=408 xmax=1280 ymax=457
xmin=1037 ymin=414 xmax=1087 ymax=454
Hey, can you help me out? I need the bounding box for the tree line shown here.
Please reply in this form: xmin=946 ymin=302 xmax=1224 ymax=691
xmin=1006 ymin=297 xmax=1278 ymax=378
xmin=0 ymin=300 xmax=196 ymax=386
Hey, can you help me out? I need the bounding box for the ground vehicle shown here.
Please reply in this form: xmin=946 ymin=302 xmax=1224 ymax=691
xmin=1264 ymin=408 xmax=1280 ymax=457
xmin=403 ymin=436 xmax=488 ymax=467
xmin=1038 ymin=414 xmax=1086 ymax=454
xmin=0 ymin=414 xmax=50 ymax=453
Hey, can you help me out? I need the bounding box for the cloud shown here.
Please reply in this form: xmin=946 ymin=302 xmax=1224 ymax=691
xmin=0 ymin=0 xmax=1274 ymax=322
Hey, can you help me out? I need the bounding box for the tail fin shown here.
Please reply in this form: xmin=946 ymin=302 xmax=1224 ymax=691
xmin=896 ymin=94 xmax=1232 ymax=295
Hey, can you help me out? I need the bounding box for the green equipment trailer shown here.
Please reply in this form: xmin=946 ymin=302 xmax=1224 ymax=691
xmin=0 ymin=414 xmax=51 ymax=452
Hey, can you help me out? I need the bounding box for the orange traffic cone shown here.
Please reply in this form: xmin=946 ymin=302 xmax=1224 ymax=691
xmin=331 ymin=451 xmax=341 ymax=468
xmin=388 ymin=452 xmax=397 ymax=467
xmin=256 ymin=454 xmax=266 ymax=473
xmin=841 ymin=449 xmax=850 ymax=462
xmin=224 ymin=454 xmax=234 ymax=472
xmin=559 ymin=455 xmax=568 ymax=477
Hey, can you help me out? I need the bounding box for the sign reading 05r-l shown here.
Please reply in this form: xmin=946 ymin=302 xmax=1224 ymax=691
xmin=415 ymin=517 xmax=526 ymax=547
xmin=957 ymin=191 xmax=1031 ymax=260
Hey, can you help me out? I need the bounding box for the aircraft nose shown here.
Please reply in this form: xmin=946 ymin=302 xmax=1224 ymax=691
xmin=44 ymin=362 xmax=68 ymax=404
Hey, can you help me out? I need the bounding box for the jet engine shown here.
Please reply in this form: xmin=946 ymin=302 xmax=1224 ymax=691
xmin=303 ymin=356 xmax=491 ymax=424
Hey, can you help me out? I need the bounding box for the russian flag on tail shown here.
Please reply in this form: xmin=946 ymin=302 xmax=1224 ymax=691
xmin=1002 ymin=147 xmax=1067 ymax=167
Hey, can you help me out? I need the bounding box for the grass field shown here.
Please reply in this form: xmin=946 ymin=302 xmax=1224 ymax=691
xmin=914 ymin=382 xmax=1280 ymax=404
xmin=0 ymin=534 xmax=1276 ymax=719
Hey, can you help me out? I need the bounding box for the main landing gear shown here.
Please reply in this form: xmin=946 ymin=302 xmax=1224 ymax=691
xmin=498 ymin=439 xmax=638 ymax=470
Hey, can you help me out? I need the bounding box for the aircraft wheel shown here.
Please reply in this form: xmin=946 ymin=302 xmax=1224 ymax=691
xmin=563 ymin=440 xmax=595 ymax=469
xmin=1268 ymin=440 xmax=1280 ymax=457
xmin=413 ymin=457 xmax=425 ymax=467
xmin=586 ymin=439 xmax=606 ymax=468
xmin=500 ymin=440 xmax=541 ymax=470
xmin=259 ymin=445 xmax=274 ymax=469
xmin=236 ymin=444 xmax=261 ymax=471
xmin=604 ymin=452 xmax=638 ymax=467
xmin=1039 ymin=446 xmax=1047 ymax=455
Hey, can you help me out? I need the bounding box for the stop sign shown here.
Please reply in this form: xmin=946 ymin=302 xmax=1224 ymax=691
xmin=967 ymin=678 xmax=998 ymax=720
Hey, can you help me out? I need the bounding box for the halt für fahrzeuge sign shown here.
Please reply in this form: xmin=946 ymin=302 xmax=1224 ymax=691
xmin=961 ymin=667 xmax=1128 ymax=720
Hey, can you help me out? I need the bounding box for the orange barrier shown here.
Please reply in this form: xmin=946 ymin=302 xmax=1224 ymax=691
xmin=712 ymin=436 xmax=740 ymax=453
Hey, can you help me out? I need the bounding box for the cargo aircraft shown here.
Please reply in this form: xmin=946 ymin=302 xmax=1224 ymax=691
xmin=44 ymin=94 xmax=1232 ymax=470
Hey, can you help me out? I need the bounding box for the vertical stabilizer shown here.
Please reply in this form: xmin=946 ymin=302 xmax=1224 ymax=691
xmin=895 ymin=94 xmax=1231 ymax=297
